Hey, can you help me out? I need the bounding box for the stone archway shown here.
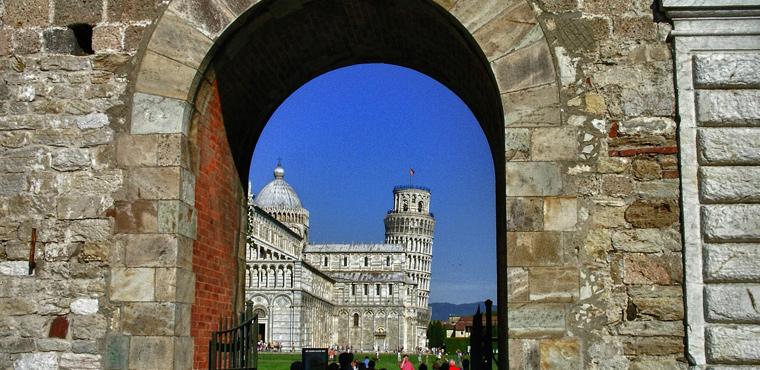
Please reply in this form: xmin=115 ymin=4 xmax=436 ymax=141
xmin=118 ymin=0 xmax=561 ymax=368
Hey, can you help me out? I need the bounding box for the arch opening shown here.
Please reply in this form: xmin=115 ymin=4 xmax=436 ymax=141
xmin=173 ymin=0 xmax=507 ymax=367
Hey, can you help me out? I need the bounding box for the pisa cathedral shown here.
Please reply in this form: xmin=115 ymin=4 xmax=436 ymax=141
xmin=244 ymin=163 xmax=434 ymax=351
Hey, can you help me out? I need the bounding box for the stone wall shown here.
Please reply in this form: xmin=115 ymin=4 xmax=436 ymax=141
xmin=663 ymin=1 xmax=760 ymax=366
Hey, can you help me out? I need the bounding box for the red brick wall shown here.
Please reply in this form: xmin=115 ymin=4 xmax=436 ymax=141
xmin=191 ymin=78 xmax=243 ymax=369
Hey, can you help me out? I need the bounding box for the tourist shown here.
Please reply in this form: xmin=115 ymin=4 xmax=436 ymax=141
xmin=418 ymin=362 xmax=428 ymax=370
xmin=368 ymin=360 xmax=376 ymax=369
xmin=339 ymin=352 xmax=354 ymax=370
xmin=400 ymin=354 xmax=415 ymax=370
xmin=447 ymin=360 xmax=460 ymax=370
xmin=461 ymin=359 xmax=469 ymax=370
xmin=364 ymin=355 xmax=371 ymax=368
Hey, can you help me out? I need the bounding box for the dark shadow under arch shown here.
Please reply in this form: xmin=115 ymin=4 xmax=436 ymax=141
xmin=206 ymin=0 xmax=507 ymax=365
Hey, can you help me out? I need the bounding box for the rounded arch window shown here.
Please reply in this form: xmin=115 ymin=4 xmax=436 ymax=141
xmin=418 ymin=201 xmax=424 ymax=212
xmin=353 ymin=313 xmax=360 ymax=327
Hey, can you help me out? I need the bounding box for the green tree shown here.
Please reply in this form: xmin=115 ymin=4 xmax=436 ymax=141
xmin=427 ymin=321 xmax=446 ymax=348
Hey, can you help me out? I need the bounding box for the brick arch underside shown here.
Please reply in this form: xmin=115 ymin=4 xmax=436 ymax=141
xmin=129 ymin=0 xmax=559 ymax=368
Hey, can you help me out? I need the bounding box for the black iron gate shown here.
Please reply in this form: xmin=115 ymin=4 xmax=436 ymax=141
xmin=209 ymin=303 xmax=258 ymax=370
xmin=469 ymin=299 xmax=496 ymax=370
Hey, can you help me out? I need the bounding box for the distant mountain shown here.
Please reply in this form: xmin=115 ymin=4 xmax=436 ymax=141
xmin=429 ymin=302 xmax=497 ymax=321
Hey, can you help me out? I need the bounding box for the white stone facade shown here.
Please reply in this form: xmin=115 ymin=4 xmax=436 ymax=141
xmin=244 ymin=166 xmax=433 ymax=351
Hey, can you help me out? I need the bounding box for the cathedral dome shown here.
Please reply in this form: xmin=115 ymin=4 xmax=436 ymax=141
xmin=254 ymin=163 xmax=304 ymax=210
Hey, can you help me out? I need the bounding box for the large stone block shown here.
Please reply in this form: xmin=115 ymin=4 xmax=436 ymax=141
xmin=506 ymin=162 xmax=562 ymax=196
xmin=3 ymin=0 xmax=49 ymax=28
xmin=507 ymin=197 xmax=543 ymax=231
xmin=700 ymin=166 xmax=760 ymax=203
xmin=508 ymin=267 xmax=529 ymax=302
xmin=503 ymin=83 xmax=561 ymax=127
xmin=531 ymin=127 xmax=578 ymax=161
xmin=706 ymin=325 xmax=760 ymax=363
xmin=116 ymin=134 xmax=158 ymax=167
xmin=616 ymin=320 xmax=684 ymax=337
xmin=493 ymin=41 xmax=556 ymax=93
xmin=131 ymin=92 xmax=192 ymax=134
xmin=155 ymin=268 xmax=194 ymax=303
xmin=128 ymin=167 xmax=182 ymax=200
xmin=623 ymin=253 xmax=682 ymax=285
xmin=122 ymin=302 xmax=177 ymax=336
xmin=705 ymin=244 xmax=760 ymax=282
xmin=450 ymin=0 xmax=532 ymax=32
xmin=612 ymin=229 xmax=681 ymax=253
xmin=622 ymin=336 xmax=684 ymax=356
xmin=135 ymin=52 xmax=198 ymax=101
xmin=694 ymin=53 xmax=760 ymax=88
xmin=158 ymin=200 xmax=196 ymax=239
xmin=125 ymin=234 xmax=192 ymax=269
xmin=57 ymin=196 xmax=110 ymax=220
xmin=113 ymin=200 xmax=158 ymax=234
xmin=629 ymin=286 xmax=683 ymax=321
xmin=60 ymin=353 xmax=100 ymax=369
xmin=540 ymin=338 xmax=580 ymax=369
xmin=13 ymin=352 xmax=59 ymax=370
xmin=508 ymin=303 xmax=566 ymax=336
xmin=70 ymin=313 xmax=107 ymax=340
xmin=475 ymin=13 xmax=538 ymax=61
xmin=53 ymin=0 xmax=103 ymax=25
xmin=167 ymin=0 xmax=235 ymax=38
xmin=529 ymin=267 xmax=578 ymax=302
xmin=505 ymin=128 xmax=531 ymax=161
xmin=543 ymin=197 xmax=577 ymax=231
xmin=624 ymin=199 xmax=679 ymax=228
xmin=0 ymin=173 xmax=26 ymax=196
xmin=705 ymin=284 xmax=760 ymax=323
xmin=507 ymin=232 xmax=562 ymax=266
xmin=698 ymin=128 xmax=760 ymax=165
xmin=696 ymin=90 xmax=760 ymax=126
xmin=703 ymin=205 xmax=760 ymax=242
xmin=128 ymin=336 xmax=175 ymax=368
xmin=108 ymin=0 xmax=160 ymax=21
xmin=148 ymin=9 xmax=213 ymax=68
xmin=110 ymin=267 xmax=155 ymax=302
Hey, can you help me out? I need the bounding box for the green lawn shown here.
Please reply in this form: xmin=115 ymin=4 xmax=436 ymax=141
xmin=258 ymin=352 xmax=457 ymax=370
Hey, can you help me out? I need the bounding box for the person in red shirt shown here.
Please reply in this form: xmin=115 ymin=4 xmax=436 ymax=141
xmin=447 ymin=360 xmax=460 ymax=370
xmin=400 ymin=354 xmax=415 ymax=370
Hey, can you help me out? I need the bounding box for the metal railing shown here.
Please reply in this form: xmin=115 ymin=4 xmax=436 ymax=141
xmin=209 ymin=304 xmax=258 ymax=370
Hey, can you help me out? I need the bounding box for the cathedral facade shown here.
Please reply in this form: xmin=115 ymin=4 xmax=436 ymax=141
xmin=244 ymin=163 xmax=434 ymax=351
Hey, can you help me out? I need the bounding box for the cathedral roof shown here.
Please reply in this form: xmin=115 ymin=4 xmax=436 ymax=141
xmin=304 ymin=243 xmax=404 ymax=253
xmin=253 ymin=162 xmax=305 ymax=210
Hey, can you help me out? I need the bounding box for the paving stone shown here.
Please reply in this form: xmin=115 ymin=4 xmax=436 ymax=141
xmin=696 ymin=90 xmax=760 ymax=126
xmin=704 ymin=244 xmax=760 ymax=282
xmin=700 ymin=166 xmax=760 ymax=203
xmin=694 ymin=53 xmax=760 ymax=88
xmin=703 ymin=205 xmax=760 ymax=242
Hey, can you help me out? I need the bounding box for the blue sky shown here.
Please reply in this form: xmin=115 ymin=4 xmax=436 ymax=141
xmin=249 ymin=63 xmax=496 ymax=304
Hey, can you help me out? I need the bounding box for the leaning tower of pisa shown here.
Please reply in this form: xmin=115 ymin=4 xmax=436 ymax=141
xmin=384 ymin=185 xmax=435 ymax=310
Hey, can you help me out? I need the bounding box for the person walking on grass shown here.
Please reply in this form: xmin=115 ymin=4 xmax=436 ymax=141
xmin=400 ymin=354 xmax=415 ymax=370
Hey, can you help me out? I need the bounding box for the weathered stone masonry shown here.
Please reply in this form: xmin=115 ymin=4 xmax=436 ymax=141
xmin=0 ymin=0 xmax=758 ymax=369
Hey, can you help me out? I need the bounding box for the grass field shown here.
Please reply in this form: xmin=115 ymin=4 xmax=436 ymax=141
xmin=258 ymin=352 xmax=457 ymax=370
